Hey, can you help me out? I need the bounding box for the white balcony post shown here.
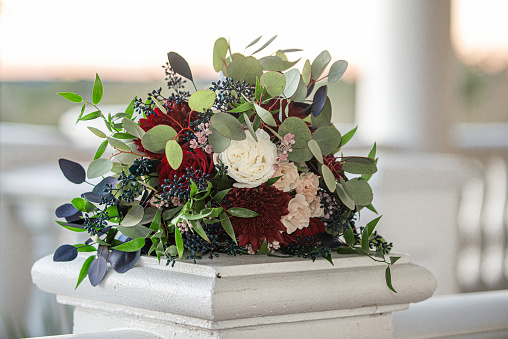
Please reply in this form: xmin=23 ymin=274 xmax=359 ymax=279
xmin=32 ymin=253 xmax=436 ymax=338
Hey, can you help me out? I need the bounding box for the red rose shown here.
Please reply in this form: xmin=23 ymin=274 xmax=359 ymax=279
xmin=280 ymin=218 xmax=325 ymax=245
xmin=158 ymin=147 xmax=214 ymax=189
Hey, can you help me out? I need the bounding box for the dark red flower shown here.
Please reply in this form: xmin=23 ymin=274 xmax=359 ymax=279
xmin=323 ymin=155 xmax=347 ymax=181
xmin=133 ymin=101 xmax=198 ymax=159
xmin=227 ymin=184 xmax=291 ymax=252
xmin=280 ymin=218 xmax=325 ymax=245
xmin=158 ymin=147 xmax=213 ymax=188
xmin=260 ymin=99 xmax=307 ymax=125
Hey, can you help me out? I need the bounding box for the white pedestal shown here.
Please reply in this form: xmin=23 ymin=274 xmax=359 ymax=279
xmin=32 ymin=253 xmax=436 ymax=338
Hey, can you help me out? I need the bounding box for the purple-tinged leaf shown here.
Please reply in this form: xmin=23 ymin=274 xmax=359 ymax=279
xmin=92 ymin=176 xmax=119 ymax=196
xmin=98 ymin=244 xmax=109 ymax=261
xmin=306 ymin=82 xmax=315 ymax=98
xmin=88 ymin=256 xmax=107 ymax=286
xmin=59 ymin=159 xmax=86 ymax=184
xmin=55 ymin=203 xmax=79 ymax=218
xmin=65 ymin=210 xmax=83 ymax=223
xmin=109 ymin=249 xmax=141 ymax=273
xmin=167 ymin=52 xmax=193 ymax=82
xmin=312 ymin=86 xmax=328 ymax=117
xmin=53 ymin=244 xmax=78 ymax=262
xmin=82 ymin=192 xmax=102 ymax=203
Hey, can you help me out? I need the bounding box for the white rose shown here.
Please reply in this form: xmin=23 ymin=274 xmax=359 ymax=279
xmin=213 ymin=129 xmax=277 ymax=188
xmin=272 ymin=162 xmax=301 ymax=192
xmin=281 ymin=194 xmax=311 ymax=234
xmin=295 ymin=172 xmax=320 ymax=197
xmin=307 ymin=195 xmax=324 ymax=218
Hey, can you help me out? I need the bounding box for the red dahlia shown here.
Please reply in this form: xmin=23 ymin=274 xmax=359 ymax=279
xmin=134 ymin=101 xmax=198 ymax=159
xmin=227 ymin=184 xmax=291 ymax=252
xmin=280 ymin=218 xmax=325 ymax=245
xmin=323 ymin=155 xmax=347 ymax=181
xmin=158 ymin=147 xmax=213 ymax=188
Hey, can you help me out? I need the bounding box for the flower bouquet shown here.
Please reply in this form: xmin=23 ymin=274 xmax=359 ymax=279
xmin=53 ymin=36 xmax=397 ymax=291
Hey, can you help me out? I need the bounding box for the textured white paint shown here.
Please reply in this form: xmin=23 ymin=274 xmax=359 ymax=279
xmin=32 ymin=253 xmax=436 ymax=338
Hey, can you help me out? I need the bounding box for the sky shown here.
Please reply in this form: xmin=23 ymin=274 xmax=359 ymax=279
xmin=0 ymin=0 xmax=507 ymax=81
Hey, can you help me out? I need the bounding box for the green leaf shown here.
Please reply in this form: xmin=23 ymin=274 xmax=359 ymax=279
xmin=321 ymin=164 xmax=336 ymax=192
xmin=342 ymin=157 xmax=377 ymax=175
xmin=189 ymin=90 xmax=216 ymax=113
xmin=56 ymin=221 xmax=86 ymax=232
xmin=362 ymin=158 xmax=378 ymax=182
xmin=94 ymin=140 xmax=108 ymax=160
xmin=365 ymin=204 xmax=378 ymax=214
xmin=311 ymin=50 xmax=331 ymax=80
xmin=243 ymin=112 xmax=258 ymax=141
xmin=386 ymin=266 xmax=397 ymax=293
xmin=141 ymin=125 xmax=177 ymax=153
xmin=213 ymin=188 xmax=231 ymax=203
xmin=92 ymin=73 xmax=103 ymax=105
xmin=75 ymin=255 xmax=95 ymax=289
xmin=390 ymin=256 xmax=401 ymax=265
xmin=150 ymin=209 xmax=162 ymax=231
xmin=257 ymin=238 xmax=270 ymax=253
xmin=112 ymin=132 xmax=135 ymax=140
xmin=260 ymin=72 xmax=286 ymax=98
xmin=229 ymin=101 xmax=254 ymax=113
xmin=227 ymin=56 xmax=263 ymax=85
xmin=302 ymin=59 xmax=312 ymax=85
xmin=165 ymin=139 xmax=183 ymax=170
xmin=125 ymin=97 xmax=135 ymax=117
xmin=253 ymin=103 xmax=277 ymax=127
xmin=80 ymin=111 xmax=102 ymax=121
xmin=308 ymin=139 xmax=323 ymax=163
xmin=189 ymin=179 xmax=198 ymax=197
xmin=336 ymin=181 xmax=355 ymax=210
xmin=189 ymin=219 xmax=210 ymax=242
xmin=311 ymin=97 xmax=332 ymax=128
xmin=347 ymin=178 xmax=373 ymax=206
xmin=283 ymin=69 xmax=300 ymax=98
xmin=71 ymin=197 xmax=96 ymax=213
xmin=213 ymin=37 xmax=229 ymax=72
xmin=152 ymin=98 xmax=167 ymax=114
xmin=207 ymin=126 xmax=230 ymax=153
xmin=228 ymin=207 xmax=260 ymax=218
xmin=162 ymin=206 xmax=183 ymax=220
xmin=58 ymin=92 xmax=83 ymax=103
xmin=87 ymin=126 xmax=106 ymax=138
xmin=252 ymin=35 xmax=277 ymax=55
xmin=336 ymin=247 xmax=358 ymax=255
xmin=259 ymin=56 xmax=285 ymax=71
xmin=174 ymin=224 xmax=184 ymax=259
xmin=117 ymin=224 xmax=150 ymax=238
xmin=113 ymin=237 xmax=145 ymax=252
xmin=87 ymin=158 xmax=113 ymax=179
xmin=289 ymin=76 xmax=308 ymax=103
xmin=367 ymin=142 xmax=377 ymax=159
xmin=312 ymin=125 xmax=341 ymax=156
xmin=107 ymin=137 xmax=130 ymax=151
xmin=120 ymin=205 xmax=144 ymax=227
xmin=340 ymin=125 xmax=358 ymax=147
xmin=167 ymin=52 xmax=194 ymax=82
xmin=74 ymin=244 xmax=97 ymax=252
xmin=122 ymin=117 xmax=145 ymax=139
xmin=246 ymin=35 xmax=262 ymax=49
xmin=328 ymin=60 xmax=348 ymax=83
xmin=265 ymin=175 xmax=282 ymax=187
xmin=210 ymin=112 xmax=246 ymax=140
xmin=344 ymin=228 xmax=355 ymax=245
xmin=219 ymin=211 xmax=237 ymax=244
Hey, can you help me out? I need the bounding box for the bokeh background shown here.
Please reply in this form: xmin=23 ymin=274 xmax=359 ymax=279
xmin=1 ymin=0 xmax=507 ymax=337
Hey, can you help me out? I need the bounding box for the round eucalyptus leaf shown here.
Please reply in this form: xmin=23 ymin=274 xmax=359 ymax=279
xmin=312 ymin=125 xmax=341 ymax=156
xmin=311 ymin=96 xmax=332 ymax=128
xmin=167 ymin=52 xmax=193 ymax=81
xmin=259 ymin=56 xmax=285 ymax=71
xmin=213 ymin=37 xmax=229 ymax=72
xmin=260 ymin=72 xmax=286 ymax=98
xmin=254 ymin=103 xmax=277 ymax=127
xmin=122 ymin=117 xmax=145 ymax=139
xmin=93 ymin=176 xmax=119 ymax=196
xmin=116 ymin=225 xmax=150 ymax=239
xmin=59 ymin=158 xmax=86 ymax=184
xmin=207 ymin=126 xmax=231 ymax=153
xmin=289 ymin=76 xmax=307 ymax=103
xmin=109 ymin=249 xmax=142 ymax=273
xmin=280 ymin=117 xmax=313 ymax=162
xmin=210 ymin=113 xmax=246 ymax=140
xmin=107 ymin=137 xmax=131 ymax=151
xmin=347 ymin=178 xmax=373 ymax=206
xmin=227 ymin=56 xmax=263 ymax=85
xmin=189 ymin=90 xmax=216 ymax=113
xmin=121 ymin=205 xmax=144 ymax=227
xmin=302 ymin=59 xmax=312 ymax=85
xmin=53 ymin=244 xmax=78 ymax=262
xmin=141 ymin=125 xmax=177 ymax=153
xmin=336 ymin=181 xmax=355 ymax=210
xmin=55 ymin=203 xmax=80 ymax=218
xmin=87 ymin=158 xmax=113 ymax=179
xmin=342 ymin=157 xmax=378 ymax=175
xmin=321 ymin=164 xmax=336 ymax=193
xmin=166 ymin=139 xmax=183 ymax=170
xmin=283 ymin=68 xmax=300 ymax=98
xmin=308 ymin=139 xmax=323 ymax=163
xmin=311 ymin=50 xmax=331 ymax=80
xmin=328 ymin=60 xmax=348 ymax=83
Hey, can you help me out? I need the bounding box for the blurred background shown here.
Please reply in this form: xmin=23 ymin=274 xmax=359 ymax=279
xmin=1 ymin=0 xmax=507 ymax=337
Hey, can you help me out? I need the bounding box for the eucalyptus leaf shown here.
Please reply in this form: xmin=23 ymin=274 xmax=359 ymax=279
xmin=53 ymin=244 xmax=78 ymax=262
xmin=213 ymin=37 xmax=229 ymax=72
xmin=312 ymin=85 xmax=328 ymax=117
xmin=342 ymin=157 xmax=377 ymax=175
xmin=260 ymin=72 xmax=286 ymax=97
xmin=253 ymin=103 xmax=277 ymax=127
xmin=328 ymin=60 xmax=348 ymax=83
xmin=227 ymin=56 xmax=263 ymax=85
xmin=88 ymin=256 xmax=107 ymax=287
xmin=312 ymin=125 xmax=341 ymax=156
xmin=307 ymin=139 xmax=323 ymax=163
xmin=278 ymin=117 xmax=312 ymax=162
xmin=311 ymin=50 xmax=331 ymax=80
xmin=189 ymin=90 xmax=216 ymax=113
xmin=283 ymin=69 xmax=300 ymax=98
xmin=141 ymin=125 xmax=177 ymax=153
xmin=166 ymin=139 xmax=183 ymax=170
xmin=107 ymin=137 xmax=130 ymax=151
xmin=59 ymin=158 xmax=86 ymax=184
xmin=87 ymin=158 xmax=113 ymax=179
xmin=246 ymin=35 xmax=262 ymax=49
xmin=302 ymin=59 xmax=312 ymax=85
xmin=311 ymin=97 xmax=332 ymax=128
xmin=122 ymin=117 xmax=145 ymax=139
xmin=88 ymin=126 xmax=106 ymax=138
xmin=289 ymin=76 xmax=307 ymax=103
xmin=120 ymin=205 xmax=144 ymax=227
xmin=336 ymin=180 xmax=355 ymax=210
xmin=207 ymin=126 xmax=230 ymax=153
xmin=259 ymin=56 xmax=284 ymax=71
xmin=228 ymin=207 xmax=260 ymax=218
xmin=210 ymin=112 xmax=246 ymax=140
xmin=321 ymin=164 xmax=336 ymax=192
xmin=252 ymin=35 xmax=277 ymax=55
xmin=117 ymin=224 xmax=150 ymax=239
xmin=109 ymin=249 xmax=141 ymax=273
xmin=55 ymin=203 xmax=80 ymax=218
xmin=243 ymin=112 xmax=258 ymax=141
xmin=167 ymin=51 xmax=193 ymax=82
xmin=347 ymin=178 xmax=373 ymax=206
